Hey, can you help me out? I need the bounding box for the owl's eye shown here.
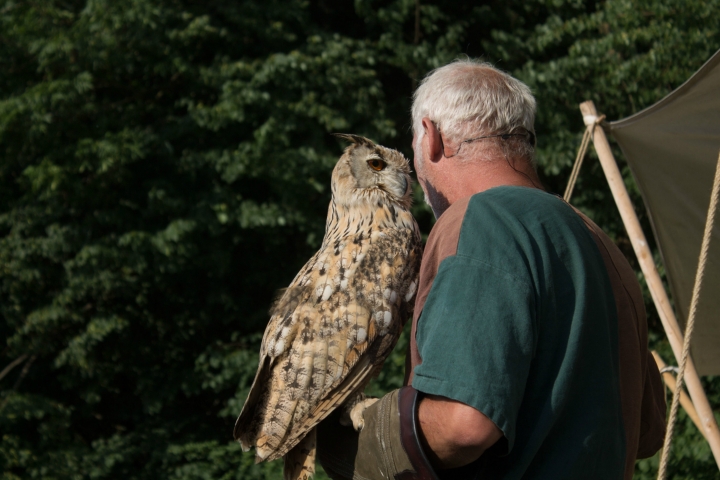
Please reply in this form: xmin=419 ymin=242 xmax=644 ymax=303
xmin=367 ymin=158 xmax=387 ymax=171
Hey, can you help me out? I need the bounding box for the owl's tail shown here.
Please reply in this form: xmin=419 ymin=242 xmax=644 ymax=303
xmin=283 ymin=427 xmax=316 ymax=480
xmin=234 ymin=357 xmax=271 ymax=452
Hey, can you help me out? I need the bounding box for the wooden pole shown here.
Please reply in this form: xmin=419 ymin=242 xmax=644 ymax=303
xmin=651 ymin=351 xmax=704 ymax=434
xmin=579 ymin=100 xmax=720 ymax=469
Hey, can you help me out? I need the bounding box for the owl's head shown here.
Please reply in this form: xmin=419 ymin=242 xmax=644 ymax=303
xmin=331 ymin=134 xmax=413 ymax=210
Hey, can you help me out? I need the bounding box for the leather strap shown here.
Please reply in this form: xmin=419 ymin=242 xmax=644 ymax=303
xmin=396 ymin=386 xmax=439 ymax=480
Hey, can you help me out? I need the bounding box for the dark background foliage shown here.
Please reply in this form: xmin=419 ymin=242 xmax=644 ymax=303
xmin=1 ymin=0 xmax=718 ymax=478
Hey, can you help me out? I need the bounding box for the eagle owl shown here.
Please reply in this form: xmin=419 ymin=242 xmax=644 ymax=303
xmin=234 ymin=135 xmax=422 ymax=479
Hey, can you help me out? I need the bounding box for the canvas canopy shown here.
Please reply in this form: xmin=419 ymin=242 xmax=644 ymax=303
xmin=610 ymin=49 xmax=720 ymax=375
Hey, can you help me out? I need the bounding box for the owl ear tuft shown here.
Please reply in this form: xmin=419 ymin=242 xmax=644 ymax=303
xmin=332 ymin=133 xmax=375 ymax=146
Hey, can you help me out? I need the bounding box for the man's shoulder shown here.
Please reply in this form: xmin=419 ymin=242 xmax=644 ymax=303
xmin=429 ymin=186 xmax=564 ymax=239
xmin=423 ymin=185 xmax=590 ymax=272
xmin=458 ymin=186 xmax=584 ymax=250
xmin=465 ymin=186 xmax=570 ymax=220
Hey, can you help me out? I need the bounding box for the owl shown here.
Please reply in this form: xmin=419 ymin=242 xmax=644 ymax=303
xmin=234 ymin=134 xmax=422 ymax=480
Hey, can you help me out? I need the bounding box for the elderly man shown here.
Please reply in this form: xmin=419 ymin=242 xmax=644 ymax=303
xmin=317 ymin=60 xmax=665 ymax=479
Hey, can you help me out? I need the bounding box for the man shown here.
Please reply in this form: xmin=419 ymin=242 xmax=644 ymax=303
xmin=317 ymin=60 xmax=666 ymax=479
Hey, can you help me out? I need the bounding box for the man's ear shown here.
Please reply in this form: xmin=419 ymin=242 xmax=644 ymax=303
xmin=421 ymin=117 xmax=444 ymax=163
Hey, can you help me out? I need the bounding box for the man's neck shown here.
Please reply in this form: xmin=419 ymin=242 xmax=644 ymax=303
xmin=441 ymin=157 xmax=542 ymax=206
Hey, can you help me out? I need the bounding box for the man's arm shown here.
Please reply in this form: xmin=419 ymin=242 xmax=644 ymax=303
xmin=418 ymin=394 xmax=503 ymax=470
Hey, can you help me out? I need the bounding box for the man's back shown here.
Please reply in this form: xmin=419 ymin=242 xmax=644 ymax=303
xmin=409 ymin=186 xmax=665 ymax=478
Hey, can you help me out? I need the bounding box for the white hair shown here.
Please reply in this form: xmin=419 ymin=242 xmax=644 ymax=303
xmin=412 ymin=59 xmax=536 ymax=162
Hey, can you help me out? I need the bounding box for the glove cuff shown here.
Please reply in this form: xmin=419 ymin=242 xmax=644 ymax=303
xmin=396 ymin=386 xmax=439 ymax=480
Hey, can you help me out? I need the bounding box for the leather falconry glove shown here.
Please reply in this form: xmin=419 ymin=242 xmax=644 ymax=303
xmin=317 ymin=386 xmax=439 ymax=480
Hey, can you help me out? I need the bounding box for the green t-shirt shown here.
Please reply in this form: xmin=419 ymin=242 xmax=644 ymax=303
xmin=412 ymin=187 xmax=625 ymax=479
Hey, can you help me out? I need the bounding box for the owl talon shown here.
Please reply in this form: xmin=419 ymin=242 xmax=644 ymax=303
xmin=341 ymin=396 xmax=379 ymax=431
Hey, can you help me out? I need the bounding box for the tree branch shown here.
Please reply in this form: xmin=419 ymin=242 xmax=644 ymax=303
xmin=12 ymin=355 xmax=36 ymax=391
xmin=0 ymin=354 xmax=28 ymax=383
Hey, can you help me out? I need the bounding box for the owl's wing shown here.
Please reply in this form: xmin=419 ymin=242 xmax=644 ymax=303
xmin=234 ymin=224 xmax=421 ymax=462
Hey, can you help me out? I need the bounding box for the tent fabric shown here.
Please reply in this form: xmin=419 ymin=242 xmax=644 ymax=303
xmin=610 ymin=49 xmax=720 ymax=375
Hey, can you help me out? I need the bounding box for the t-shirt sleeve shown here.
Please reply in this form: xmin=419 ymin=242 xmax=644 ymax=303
xmin=411 ymin=254 xmax=536 ymax=453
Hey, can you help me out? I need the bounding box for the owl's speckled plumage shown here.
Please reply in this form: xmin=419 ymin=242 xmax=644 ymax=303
xmin=234 ymin=135 xmax=422 ymax=479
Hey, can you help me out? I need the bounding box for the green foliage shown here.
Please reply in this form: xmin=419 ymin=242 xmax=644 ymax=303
xmin=1 ymin=0 xmax=718 ymax=478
